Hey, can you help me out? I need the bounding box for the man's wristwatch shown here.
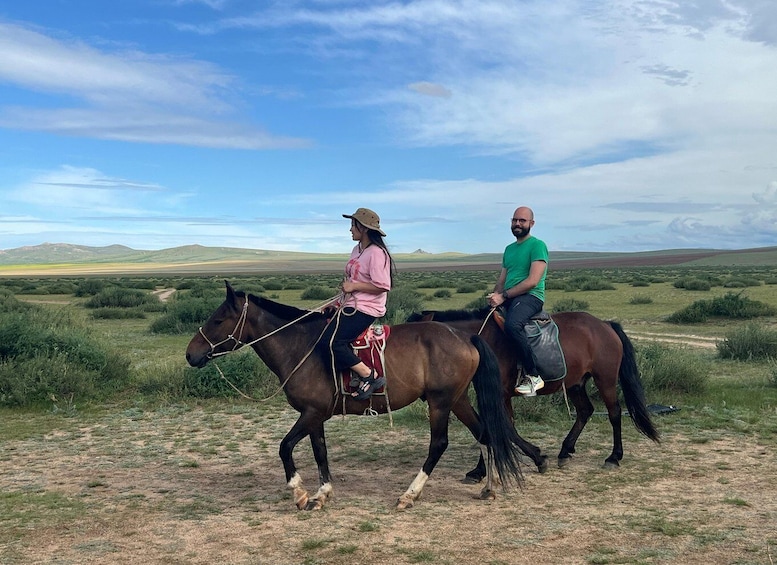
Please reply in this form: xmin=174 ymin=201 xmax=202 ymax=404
xmin=501 ymin=290 xmax=509 ymax=301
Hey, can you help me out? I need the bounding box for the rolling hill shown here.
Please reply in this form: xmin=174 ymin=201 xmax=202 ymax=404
xmin=1 ymin=243 xmax=776 ymax=276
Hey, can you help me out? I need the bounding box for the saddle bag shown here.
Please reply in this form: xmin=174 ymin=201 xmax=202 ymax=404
xmin=524 ymin=314 xmax=567 ymax=381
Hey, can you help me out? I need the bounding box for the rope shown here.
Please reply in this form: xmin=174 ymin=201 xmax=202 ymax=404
xmin=203 ymin=294 xmax=341 ymax=402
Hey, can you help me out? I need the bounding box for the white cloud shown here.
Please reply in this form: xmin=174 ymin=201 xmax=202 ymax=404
xmin=0 ymin=22 xmax=310 ymax=148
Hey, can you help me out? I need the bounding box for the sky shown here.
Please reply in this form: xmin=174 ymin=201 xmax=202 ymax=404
xmin=1 ymin=0 xmax=777 ymax=255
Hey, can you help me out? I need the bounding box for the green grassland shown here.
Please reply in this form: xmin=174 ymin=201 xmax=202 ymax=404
xmin=2 ymin=264 xmax=777 ymax=564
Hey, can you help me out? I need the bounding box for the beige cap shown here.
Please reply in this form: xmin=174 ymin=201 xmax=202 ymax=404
xmin=342 ymin=207 xmax=386 ymax=236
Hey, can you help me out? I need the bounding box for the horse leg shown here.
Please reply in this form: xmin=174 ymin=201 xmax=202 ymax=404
xmin=599 ymin=384 xmax=624 ymax=469
xmin=280 ymin=411 xmax=331 ymax=510
xmin=396 ymin=403 xmax=450 ymax=510
xmin=558 ymin=384 xmax=593 ymax=468
xmin=304 ymin=422 xmax=334 ymax=510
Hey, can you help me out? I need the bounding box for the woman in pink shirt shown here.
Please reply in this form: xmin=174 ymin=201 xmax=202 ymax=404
xmin=321 ymin=207 xmax=395 ymax=400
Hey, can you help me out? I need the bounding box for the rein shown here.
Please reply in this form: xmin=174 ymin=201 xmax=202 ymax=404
xmin=198 ymin=294 xmax=341 ymax=401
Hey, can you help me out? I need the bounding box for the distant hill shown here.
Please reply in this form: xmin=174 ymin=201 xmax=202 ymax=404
xmin=1 ymin=243 xmax=776 ymax=276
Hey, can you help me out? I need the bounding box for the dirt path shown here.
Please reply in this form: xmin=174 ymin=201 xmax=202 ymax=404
xmin=1 ymin=405 xmax=774 ymax=564
xmin=152 ymin=287 xmax=176 ymax=302
xmin=628 ymin=331 xmax=719 ymax=349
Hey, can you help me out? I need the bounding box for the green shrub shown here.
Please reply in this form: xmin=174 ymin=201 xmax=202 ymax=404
xmin=90 ymin=307 xmax=147 ymax=320
xmin=384 ymin=286 xmax=425 ymax=325
xmin=456 ymin=284 xmax=482 ymax=293
xmin=461 ymin=295 xmax=487 ymax=309
xmin=417 ymin=278 xmax=450 ymax=289
xmin=300 ymin=286 xmax=337 ymax=300
xmin=0 ymin=289 xmax=34 ymax=314
xmin=682 ymin=279 xmax=711 ymax=291
xmin=0 ymin=309 xmax=132 ymax=406
xmin=85 ymin=287 xmax=159 ymax=309
xmin=544 ymin=279 xmax=569 ymax=291
xmin=182 ymin=350 xmax=276 ymax=399
xmin=717 ymin=323 xmax=777 ymax=361
xmin=667 ymin=292 xmax=776 ymax=324
xmin=629 ymin=294 xmax=654 ymax=305
xmin=550 ymin=298 xmax=589 ymax=313
xmin=564 ymin=275 xmax=614 ymax=291
xmin=262 ymin=280 xmax=284 ymax=291
xmin=150 ymin=295 xmax=223 ymax=335
xmin=74 ymin=279 xmax=106 ymax=297
xmin=432 ymin=289 xmax=452 ymax=299
xmin=722 ymin=277 xmax=761 ymax=288
xmin=631 ymin=279 xmax=650 ymax=287
xmin=637 ymin=343 xmax=709 ymax=394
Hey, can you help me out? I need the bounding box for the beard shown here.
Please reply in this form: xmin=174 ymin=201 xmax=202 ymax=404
xmin=512 ymin=225 xmax=531 ymax=238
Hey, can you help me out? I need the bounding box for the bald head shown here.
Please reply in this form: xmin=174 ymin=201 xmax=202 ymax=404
xmin=511 ymin=206 xmax=535 ymax=240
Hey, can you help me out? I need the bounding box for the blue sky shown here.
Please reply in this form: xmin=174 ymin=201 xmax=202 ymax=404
xmin=1 ymin=0 xmax=776 ymax=255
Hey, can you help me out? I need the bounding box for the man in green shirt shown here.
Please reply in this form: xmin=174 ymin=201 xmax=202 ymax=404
xmin=488 ymin=206 xmax=549 ymax=396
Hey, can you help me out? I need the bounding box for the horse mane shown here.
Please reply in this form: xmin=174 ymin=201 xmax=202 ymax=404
xmin=407 ymin=306 xmax=492 ymax=322
xmin=235 ymin=290 xmax=326 ymax=324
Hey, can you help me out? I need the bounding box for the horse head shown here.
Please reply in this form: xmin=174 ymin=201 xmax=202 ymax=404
xmin=185 ymin=281 xmax=249 ymax=368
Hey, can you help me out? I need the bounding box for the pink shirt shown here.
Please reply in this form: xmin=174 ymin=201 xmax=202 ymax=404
xmin=340 ymin=243 xmax=392 ymax=317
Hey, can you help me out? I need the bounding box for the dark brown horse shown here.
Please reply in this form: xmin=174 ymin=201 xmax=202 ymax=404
xmin=408 ymin=307 xmax=660 ymax=479
xmin=185 ymin=283 xmax=530 ymax=510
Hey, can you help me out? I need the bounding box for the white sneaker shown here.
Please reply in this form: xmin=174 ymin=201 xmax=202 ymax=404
xmin=515 ymin=375 xmax=544 ymax=396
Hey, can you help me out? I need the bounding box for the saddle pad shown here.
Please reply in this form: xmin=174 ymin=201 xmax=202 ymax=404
xmin=340 ymin=324 xmax=390 ymax=394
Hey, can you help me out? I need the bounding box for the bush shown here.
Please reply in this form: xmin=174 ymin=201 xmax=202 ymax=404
xmin=544 ymin=279 xmax=569 ymax=291
xmin=432 ymin=289 xmax=452 ymax=299
xmin=456 ymin=284 xmax=482 ymax=294
xmin=300 ymin=286 xmax=337 ymax=300
xmin=683 ymin=279 xmax=712 ymax=291
xmin=74 ymin=279 xmax=106 ymax=297
xmin=0 ymin=308 xmax=132 ymax=406
xmin=631 ymin=279 xmax=650 ymax=287
xmin=637 ymin=343 xmax=709 ymax=394
xmin=85 ymin=287 xmax=160 ymax=309
xmin=551 ymin=298 xmax=589 ymax=313
xmin=150 ymin=295 xmax=223 ymax=335
xmin=717 ymin=323 xmax=777 ymax=361
xmin=416 ymin=278 xmax=450 ymax=289
xmin=667 ymin=292 xmax=776 ymax=324
xmin=384 ymin=286 xmax=425 ymax=325
xmin=182 ymin=350 xmax=276 ymax=399
xmin=629 ymin=294 xmax=654 ymax=305
xmin=90 ymin=308 xmax=147 ymax=320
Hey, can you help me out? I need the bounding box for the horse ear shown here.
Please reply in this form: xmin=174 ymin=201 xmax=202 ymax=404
xmin=225 ymin=280 xmax=236 ymax=301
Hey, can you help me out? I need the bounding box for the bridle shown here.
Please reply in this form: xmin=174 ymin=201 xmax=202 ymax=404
xmin=197 ymin=295 xmax=322 ymax=361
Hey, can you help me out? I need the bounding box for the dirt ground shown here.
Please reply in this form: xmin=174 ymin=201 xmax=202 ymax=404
xmin=1 ymin=396 xmax=775 ymax=565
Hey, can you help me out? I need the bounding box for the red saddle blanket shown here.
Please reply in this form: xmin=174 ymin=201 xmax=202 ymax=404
xmin=340 ymin=324 xmax=390 ymax=394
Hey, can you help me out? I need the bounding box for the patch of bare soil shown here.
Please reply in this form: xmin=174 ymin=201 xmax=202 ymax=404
xmin=1 ymin=406 xmax=775 ymax=565
xmin=152 ymin=288 xmax=176 ymax=302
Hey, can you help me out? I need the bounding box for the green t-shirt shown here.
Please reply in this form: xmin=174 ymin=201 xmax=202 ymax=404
xmin=502 ymin=236 xmax=549 ymax=302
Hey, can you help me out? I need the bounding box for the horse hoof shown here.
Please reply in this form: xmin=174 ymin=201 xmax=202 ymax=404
xmin=396 ymin=497 xmax=415 ymax=510
xmin=304 ymin=499 xmax=324 ymax=511
xmin=293 ymin=488 xmax=309 ymax=510
xmin=461 ymin=474 xmax=483 ymax=485
xmin=537 ymin=456 xmax=549 ymax=474
xmin=558 ymin=456 xmax=572 ymax=468
xmin=602 ymin=460 xmax=619 ymax=469
xmin=478 ymin=488 xmax=496 ymax=500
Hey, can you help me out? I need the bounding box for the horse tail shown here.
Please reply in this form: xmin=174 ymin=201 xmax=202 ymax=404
xmin=469 ymin=335 xmax=524 ymax=487
xmin=608 ymin=321 xmax=661 ymax=443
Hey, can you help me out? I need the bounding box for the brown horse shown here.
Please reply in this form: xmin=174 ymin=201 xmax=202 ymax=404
xmin=185 ymin=283 xmax=530 ymax=510
xmin=408 ymin=307 xmax=660 ymax=479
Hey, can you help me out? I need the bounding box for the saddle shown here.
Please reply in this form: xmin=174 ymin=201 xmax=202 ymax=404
xmin=340 ymin=324 xmax=390 ymax=395
xmin=494 ymin=309 xmax=567 ymax=381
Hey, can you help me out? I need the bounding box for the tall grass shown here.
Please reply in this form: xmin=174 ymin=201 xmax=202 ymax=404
xmin=636 ymin=343 xmax=709 ymax=394
xmin=717 ymin=323 xmax=777 ymax=361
